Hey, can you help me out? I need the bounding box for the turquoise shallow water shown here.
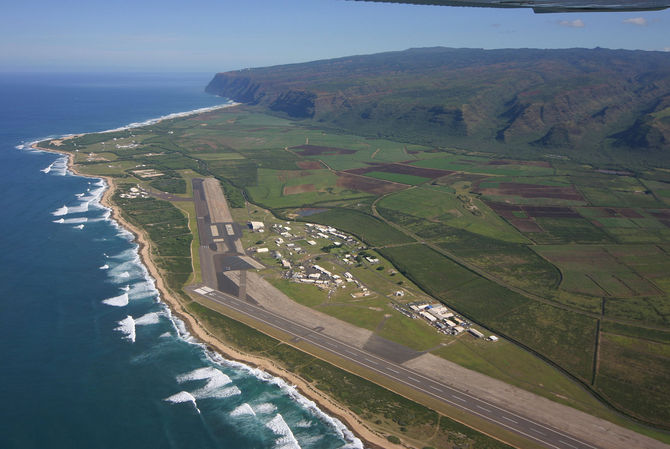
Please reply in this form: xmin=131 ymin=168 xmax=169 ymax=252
xmin=0 ymin=73 xmax=360 ymax=449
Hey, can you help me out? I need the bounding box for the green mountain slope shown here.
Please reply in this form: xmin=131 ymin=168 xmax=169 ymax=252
xmin=206 ymin=47 xmax=670 ymax=166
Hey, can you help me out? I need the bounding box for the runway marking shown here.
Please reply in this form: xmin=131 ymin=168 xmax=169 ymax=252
xmin=452 ymin=396 xmax=466 ymax=402
xmin=408 ymin=376 xmax=420 ymax=382
xmin=502 ymin=416 xmax=518 ymax=424
xmin=387 ymin=367 xmax=400 ymax=374
xmin=530 ymin=428 xmax=546 ymax=436
xmin=346 ymin=350 xmax=357 ymax=356
xmin=476 ymin=405 xmax=491 ymax=413
xmin=364 ymin=358 xmax=378 ymax=365
xmin=429 ymin=385 xmax=442 ymax=392
xmin=558 ymin=440 xmax=578 ymax=449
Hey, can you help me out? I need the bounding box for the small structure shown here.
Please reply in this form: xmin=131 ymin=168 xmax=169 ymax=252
xmin=256 ymin=247 xmax=269 ymax=253
xmin=248 ymin=221 xmax=265 ymax=232
xmin=419 ymin=311 xmax=437 ymax=323
xmin=489 ymin=335 xmax=499 ymax=342
xmin=468 ymin=329 xmax=485 ymax=339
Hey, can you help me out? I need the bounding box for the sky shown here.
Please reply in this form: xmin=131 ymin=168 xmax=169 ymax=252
xmin=2 ymin=0 xmax=669 ymax=73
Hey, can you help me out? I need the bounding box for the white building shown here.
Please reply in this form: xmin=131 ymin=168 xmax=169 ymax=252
xmin=248 ymin=221 xmax=265 ymax=231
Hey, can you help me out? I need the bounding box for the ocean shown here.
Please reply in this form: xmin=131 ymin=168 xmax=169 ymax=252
xmin=0 ymin=73 xmax=361 ymax=449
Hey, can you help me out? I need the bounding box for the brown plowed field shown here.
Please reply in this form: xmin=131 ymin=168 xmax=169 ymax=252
xmin=618 ymin=208 xmax=644 ymax=218
xmin=344 ymin=163 xmax=452 ymax=179
xmin=650 ymin=210 xmax=670 ymax=220
xmin=478 ymin=182 xmax=583 ymax=201
xmin=283 ymin=184 xmax=315 ymax=195
xmin=291 ymin=145 xmax=356 ymax=156
xmin=522 ymin=206 xmax=581 ymax=218
xmin=485 ymin=202 xmax=524 ymax=219
xmin=510 ymin=219 xmax=543 ymax=232
xmin=336 ymin=173 xmax=405 ymax=195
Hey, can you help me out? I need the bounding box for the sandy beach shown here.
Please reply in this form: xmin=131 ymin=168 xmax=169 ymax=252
xmin=33 ymin=141 xmax=398 ymax=449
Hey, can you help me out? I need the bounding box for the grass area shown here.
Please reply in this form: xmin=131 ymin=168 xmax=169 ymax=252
xmin=246 ymin=168 xmax=366 ymax=208
xmin=433 ymin=337 xmax=609 ymax=414
xmin=113 ymin=185 xmax=193 ymax=291
xmin=306 ymin=208 xmax=414 ymax=246
xmin=172 ymin=201 xmax=200 ymax=284
xmin=377 ymin=314 xmax=445 ymax=351
xmin=596 ymin=331 xmax=670 ymax=427
xmin=378 ymin=186 xmax=526 ymax=243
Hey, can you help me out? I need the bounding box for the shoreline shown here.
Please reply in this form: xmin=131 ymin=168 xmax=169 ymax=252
xmin=32 ymin=142 xmax=393 ymax=449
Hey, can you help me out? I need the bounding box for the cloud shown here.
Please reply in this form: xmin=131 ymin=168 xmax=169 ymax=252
xmin=623 ymin=17 xmax=648 ymax=26
xmin=558 ymin=19 xmax=585 ymax=28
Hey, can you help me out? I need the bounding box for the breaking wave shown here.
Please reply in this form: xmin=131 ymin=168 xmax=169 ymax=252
xmin=134 ymin=312 xmax=161 ymax=326
xmin=102 ymin=292 xmax=129 ymax=307
xmin=115 ymin=315 xmax=136 ymax=343
xmin=221 ymin=359 xmax=363 ymax=449
xmin=164 ymin=391 xmax=200 ymax=414
xmin=230 ymin=403 xmax=256 ymax=417
xmin=266 ymin=414 xmax=301 ymax=449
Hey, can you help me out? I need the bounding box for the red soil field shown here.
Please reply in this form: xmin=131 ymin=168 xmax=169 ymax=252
xmin=344 ymin=163 xmax=451 ymax=179
xmin=291 ymin=145 xmax=356 ymax=156
xmin=336 ymin=173 xmax=405 ymax=195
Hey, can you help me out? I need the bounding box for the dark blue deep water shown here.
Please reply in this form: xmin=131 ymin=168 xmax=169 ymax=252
xmin=0 ymin=73 xmax=360 ymax=449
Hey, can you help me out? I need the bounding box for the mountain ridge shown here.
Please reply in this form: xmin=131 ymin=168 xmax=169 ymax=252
xmin=206 ymin=47 xmax=670 ymax=166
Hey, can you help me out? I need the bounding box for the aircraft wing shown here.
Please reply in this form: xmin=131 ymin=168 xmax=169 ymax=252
xmin=352 ymin=0 xmax=669 ymax=13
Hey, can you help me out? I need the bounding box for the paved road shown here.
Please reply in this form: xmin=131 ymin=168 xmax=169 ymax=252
xmin=187 ymin=284 xmax=600 ymax=449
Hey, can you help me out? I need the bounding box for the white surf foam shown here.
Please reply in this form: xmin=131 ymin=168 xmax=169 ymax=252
xmin=102 ymin=292 xmax=129 ymax=307
xmin=222 ymin=359 xmax=363 ymax=449
xmin=115 ymin=315 xmax=136 ymax=343
xmin=134 ymin=312 xmax=161 ymax=326
xmin=66 ymin=202 xmax=89 ymax=214
xmin=127 ymin=280 xmax=158 ymax=300
xmin=253 ymin=403 xmax=278 ymax=415
xmin=121 ymin=284 xmax=130 ymax=291
xmin=159 ymin=332 xmax=171 ymax=339
xmin=230 ymin=403 xmax=257 ymax=417
xmin=266 ymin=414 xmax=301 ymax=449
xmin=44 ymin=157 xmax=68 ymax=176
xmin=99 ymin=264 xmax=109 ymax=270
xmin=52 ymin=205 xmax=69 ymax=216
xmin=53 ymin=217 xmax=88 ymax=224
xmin=177 ymin=367 xmax=231 ymax=387
xmin=164 ymin=391 xmax=200 ymax=413
xmin=295 ymin=420 xmax=312 ymax=428
xmin=176 ymin=366 xmax=238 ymax=399
xmin=73 ymin=224 xmax=85 ymax=230
xmin=206 ymin=386 xmax=241 ymax=399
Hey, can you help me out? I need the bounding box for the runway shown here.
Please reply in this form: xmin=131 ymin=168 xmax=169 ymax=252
xmin=187 ymin=284 xmax=599 ymax=449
